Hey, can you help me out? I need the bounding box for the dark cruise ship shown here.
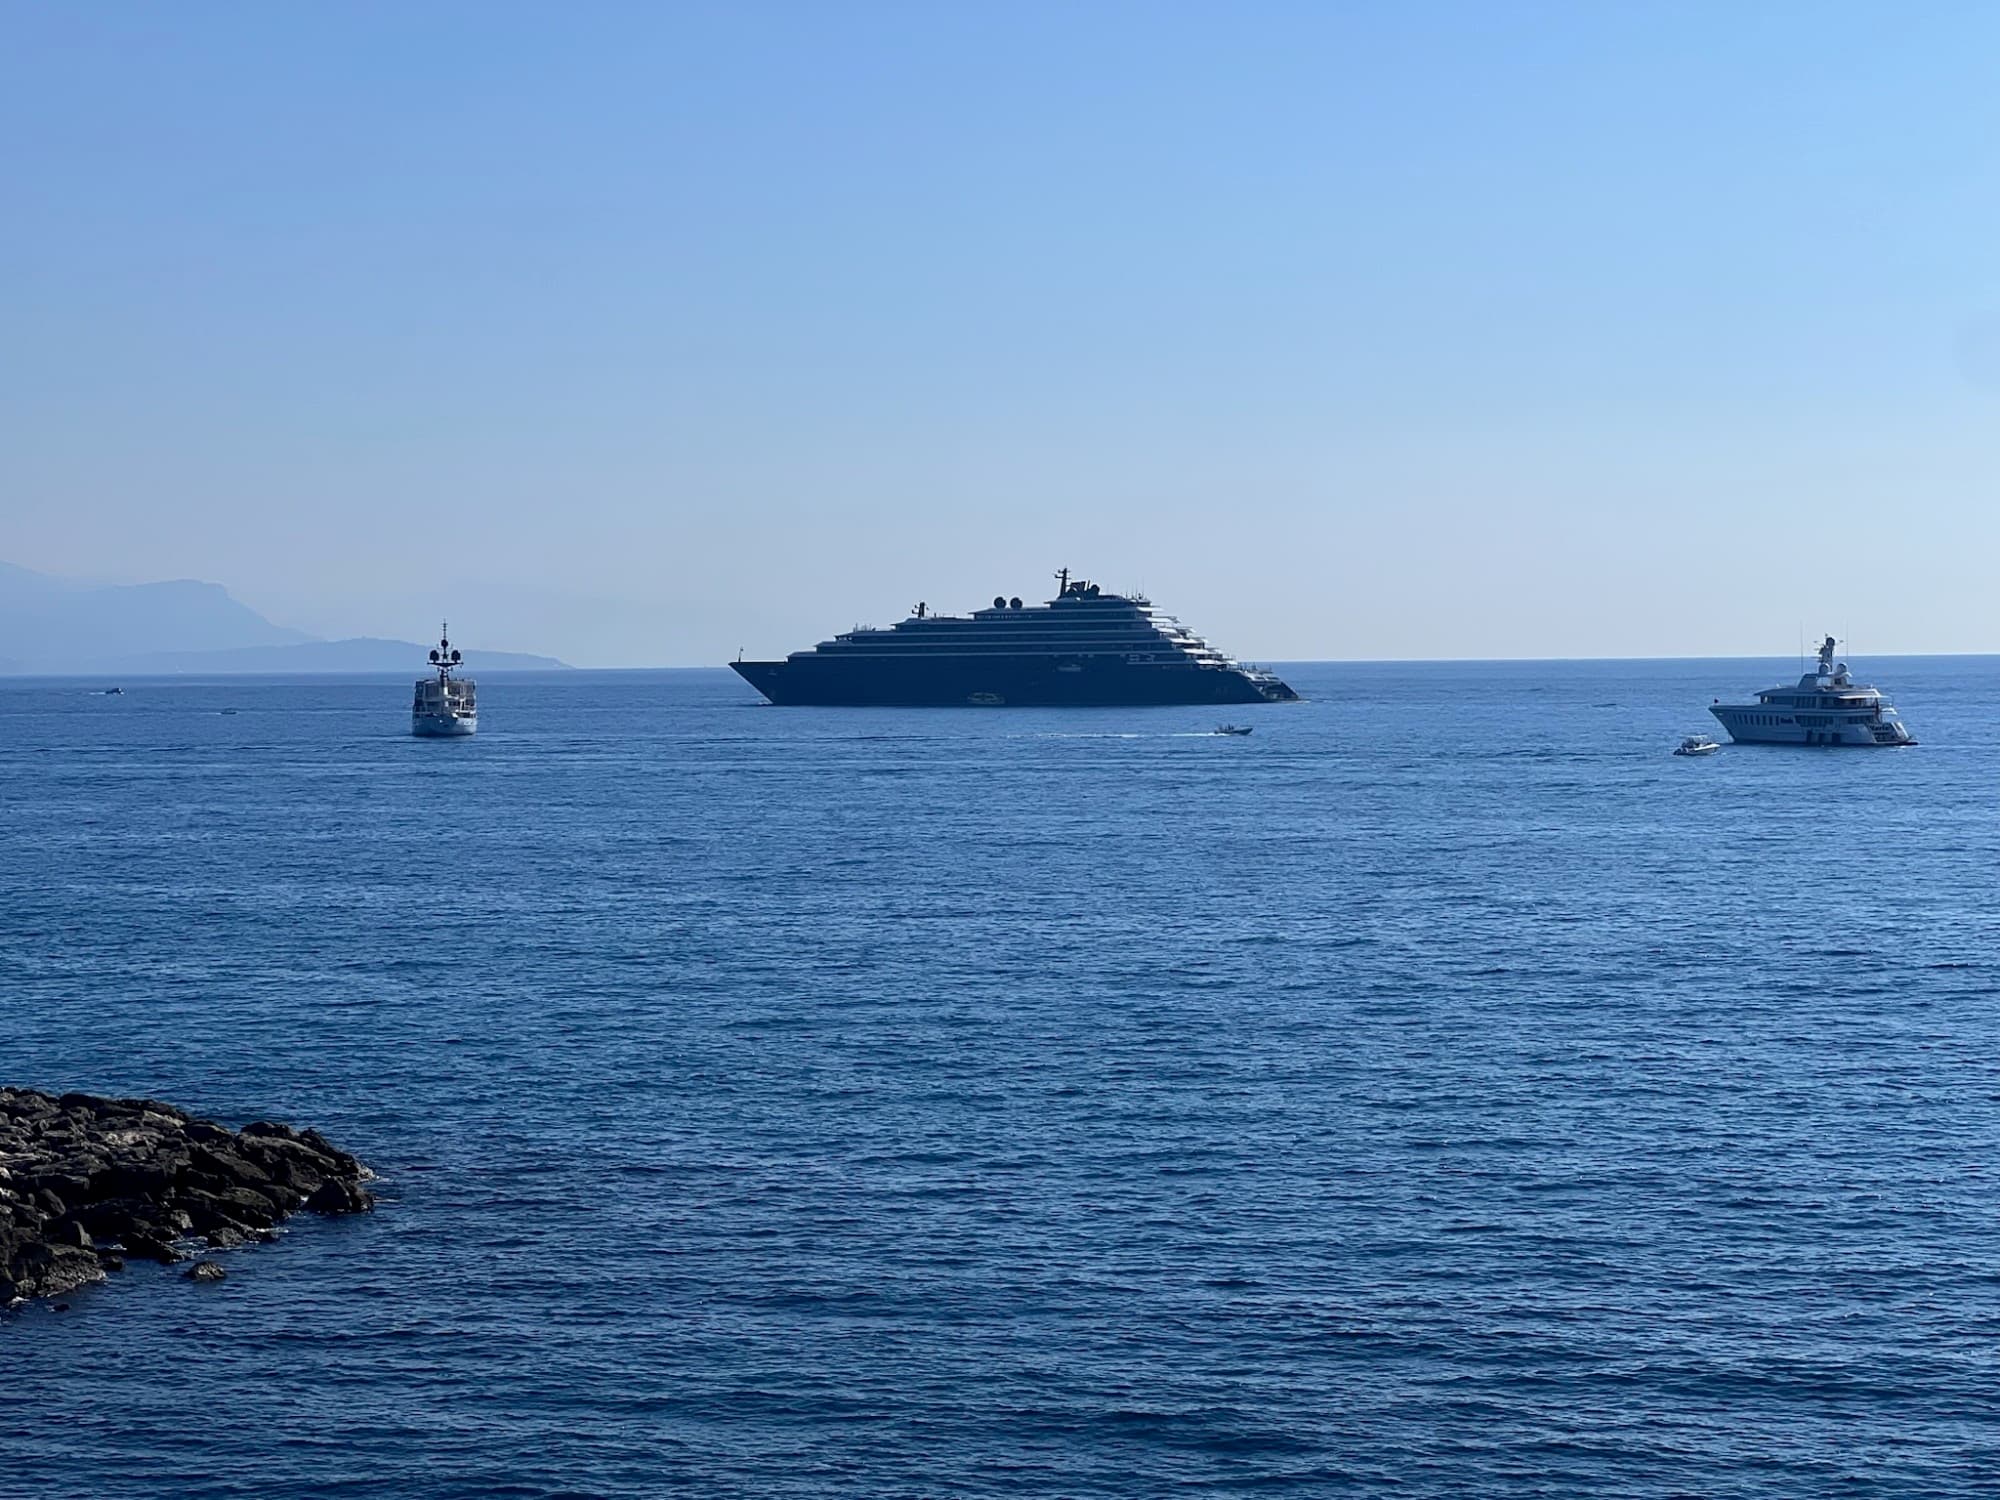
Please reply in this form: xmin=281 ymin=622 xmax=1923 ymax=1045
xmin=732 ymin=570 xmax=1299 ymax=707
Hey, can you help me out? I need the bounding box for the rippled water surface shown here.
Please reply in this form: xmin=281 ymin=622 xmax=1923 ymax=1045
xmin=5 ymin=660 xmax=2000 ymax=1497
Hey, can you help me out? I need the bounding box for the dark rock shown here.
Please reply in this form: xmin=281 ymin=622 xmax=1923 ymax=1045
xmin=109 ymin=1097 xmax=187 ymax=1122
xmin=303 ymin=1130 xmax=368 ymax=1180
xmin=75 ymin=1196 xmax=157 ymax=1239
xmin=190 ymin=1144 xmax=272 ymax=1187
xmin=121 ymin=1230 xmax=182 ymax=1265
xmin=258 ymin=1183 xmax=304 ymax=1214
xmin=181 ymin=1184 xmax=280 ymax=1231
xmin=264 ymin=1156 xmax=327 ymax=1194
xmin=8 ymin=1241 xmax=107 ymax=1298
xmin=305 ymin=1179 xmax=375 ymax=1215
xmin=233 ymin=1133 xmax=342 ymax=1193
xmin=90 ymin=1160 xmax=176 ymax=1200
xmin=0 ymin=1087 xmax=372 ymax=1305
xmin=184 ymin=1260 xmax=226 ymax=1283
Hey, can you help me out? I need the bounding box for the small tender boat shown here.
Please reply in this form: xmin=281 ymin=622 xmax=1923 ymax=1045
xmin=102 ymin=687 xmax=124 ymax=696
xmin=1214 ymin=725 xmax=1253 ymax=736
xmin=1674 ymin=734 xmax=1722 ymax=757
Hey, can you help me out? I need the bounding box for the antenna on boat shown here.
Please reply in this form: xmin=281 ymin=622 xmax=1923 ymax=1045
xmin=1055 ymin=566 xmax=1070 ymax=597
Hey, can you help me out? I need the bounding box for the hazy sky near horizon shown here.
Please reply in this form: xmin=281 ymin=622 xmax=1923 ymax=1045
xmin=6 ymin=2 xmax=2000 ymax=666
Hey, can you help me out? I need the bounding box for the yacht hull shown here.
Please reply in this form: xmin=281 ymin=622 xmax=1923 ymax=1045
xmin=732 ymin=658 xmax=1295 ymax=707
xmin=412 ymin=713 xmax=478 ymax=737
xmin=1709 ymin=708 xmax=1912 ymax=747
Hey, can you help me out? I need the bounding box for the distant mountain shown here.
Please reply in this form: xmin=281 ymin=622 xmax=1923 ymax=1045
xmin=0 ymin=560 xmax=311 ymax=668
xmin=0 ymin=562 xmax=569 ymax=674
xmin=103 ymin=639 xmax=568 ymax=674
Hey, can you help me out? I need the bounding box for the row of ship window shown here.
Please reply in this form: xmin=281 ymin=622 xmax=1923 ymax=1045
xmin=856 ymin=627 xmax=1204 ymax=638
xmin=1740 ymin=712 xmax=1865 ymax=728
xmin=828 ymin=641 xmax=1218 ymax=654
xmin=819 ymin=650 xmax=1228 ymax=663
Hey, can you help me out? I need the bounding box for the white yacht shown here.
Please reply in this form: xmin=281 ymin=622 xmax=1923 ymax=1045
xmin=1709 ymin=637 xmax=1914 ymax=747
xmin=412 ymin=624 xmax=477 ymax=737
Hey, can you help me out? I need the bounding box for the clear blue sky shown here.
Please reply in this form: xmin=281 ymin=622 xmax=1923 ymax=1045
xmin=6 ymin=2 xmax=1999 ymax=665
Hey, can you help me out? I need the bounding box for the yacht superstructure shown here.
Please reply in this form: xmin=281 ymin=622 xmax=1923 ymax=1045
xmin=412 ymin=624 xmax=477 ymax=737
xmin=1709 ymin=637 xmax=1913 ymax=747
xmin=732 ymin=570 xmax=1298 ymax=706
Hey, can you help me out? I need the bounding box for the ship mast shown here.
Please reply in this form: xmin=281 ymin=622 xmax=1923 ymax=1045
xmin=428 ymin=621 xmax=461 ymax=683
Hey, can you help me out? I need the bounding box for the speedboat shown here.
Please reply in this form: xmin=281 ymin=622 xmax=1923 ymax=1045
xmin=1674 ymin=734 xmax=1722 ymax=757
xmin=1213 ymin=725 xmax=1253 ymax=736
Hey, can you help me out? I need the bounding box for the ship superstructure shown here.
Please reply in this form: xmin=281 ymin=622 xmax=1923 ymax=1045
xmin=412 ymin=623 xmax=478 ymax=736
xmin=732 ymin=570 xmax=1298 ymax=707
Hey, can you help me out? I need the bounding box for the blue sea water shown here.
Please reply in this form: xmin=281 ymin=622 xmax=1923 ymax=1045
xmin=5 ymin=659 xmax=2000 ymax=1498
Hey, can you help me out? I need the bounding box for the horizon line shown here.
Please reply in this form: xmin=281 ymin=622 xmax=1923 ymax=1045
xmin=9 ymin=647 xmax=2000 ymax=681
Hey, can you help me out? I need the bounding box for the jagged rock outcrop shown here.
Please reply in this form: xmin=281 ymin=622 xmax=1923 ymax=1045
xmin=0 ymin=1088 xmax=373 ymax=1304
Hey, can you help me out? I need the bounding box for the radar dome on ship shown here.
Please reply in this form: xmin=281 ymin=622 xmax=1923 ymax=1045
xmin=994 ymin=596 xmax=1006 ymax=609
xmin=1009 ymin=597 xmax=1023 ymax=609
xmin=429 ymin=650 xmax=440 ymax=663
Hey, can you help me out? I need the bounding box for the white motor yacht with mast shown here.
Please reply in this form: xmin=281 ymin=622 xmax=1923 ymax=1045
xmin=412 ymin=623 xmax=477 ymax=737
xmin=1708 ymin=636 xmax=1913 ymax=747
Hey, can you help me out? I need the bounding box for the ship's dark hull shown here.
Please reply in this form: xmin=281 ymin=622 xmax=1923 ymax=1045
xmin=732 ymin=657 xmax=1296 ymax=707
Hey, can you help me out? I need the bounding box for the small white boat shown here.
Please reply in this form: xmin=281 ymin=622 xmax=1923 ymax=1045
xmin=1674 ymin=734 xmax=1721 ymax=757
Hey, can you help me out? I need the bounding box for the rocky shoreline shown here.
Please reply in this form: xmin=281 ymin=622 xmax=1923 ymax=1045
xmin=1 ymin=1087 xmax=374 ymax=1304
